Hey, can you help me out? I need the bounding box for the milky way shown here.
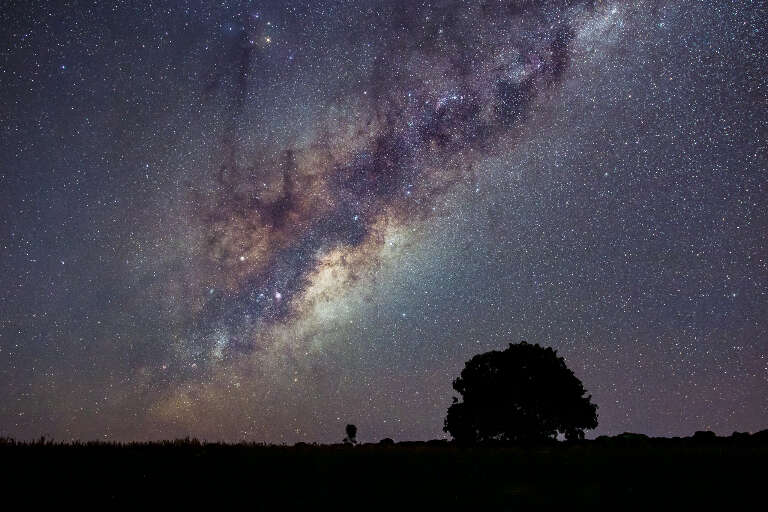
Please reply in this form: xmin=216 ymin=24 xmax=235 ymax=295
xmin=1 ymin=0 xmax=766 ymax=442
xmin=190 ymin=1 xmax=580 ymax=368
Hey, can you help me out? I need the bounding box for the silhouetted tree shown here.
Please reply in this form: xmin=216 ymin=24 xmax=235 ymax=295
xmin=444 ymin=341 xmax=598 ymax=443
xmin=343 ymin=424 xmax=357 ymax=445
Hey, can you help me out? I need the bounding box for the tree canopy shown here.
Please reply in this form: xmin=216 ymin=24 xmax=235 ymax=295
xmin=444 ymin=341 xmax=598 ymax=443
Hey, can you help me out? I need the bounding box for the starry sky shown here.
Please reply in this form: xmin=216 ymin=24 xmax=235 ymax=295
xmin=1 ymin=0 xmax=766 ymax=443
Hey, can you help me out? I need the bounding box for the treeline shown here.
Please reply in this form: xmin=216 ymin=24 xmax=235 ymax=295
xmin=1 ymin=428 xmax=767 ymax=448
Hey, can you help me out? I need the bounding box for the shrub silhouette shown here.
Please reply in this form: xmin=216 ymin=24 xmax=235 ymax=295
xmin=343 ymin=424 xmax=358 ymax=445
xmin=444 ymin=341 xmax=598 ymax=443
xmin=693 ymin=430 xmax=717 ymax=442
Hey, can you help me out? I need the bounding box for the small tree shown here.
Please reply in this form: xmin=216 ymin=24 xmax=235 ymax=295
xmin=343 ymin=424 xmax=358 ymax=445
xmin=444 ymin=341 xmax=598 ymax=443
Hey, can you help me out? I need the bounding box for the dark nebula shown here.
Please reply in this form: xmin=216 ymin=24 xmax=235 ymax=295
xmin=191 ymin=1 xmax=582 ymax=365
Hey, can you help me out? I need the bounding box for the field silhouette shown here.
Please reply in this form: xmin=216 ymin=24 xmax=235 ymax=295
xmin=2 ymin=431 xmax=765 ymax=508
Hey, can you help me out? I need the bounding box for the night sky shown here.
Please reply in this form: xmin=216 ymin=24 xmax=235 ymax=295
xmin=1 ymin=0 xmax=766 ymax=443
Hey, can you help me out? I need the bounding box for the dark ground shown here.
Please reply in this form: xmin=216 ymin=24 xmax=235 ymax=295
xmin=1 ymin=433 xmax=765 ymax=508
